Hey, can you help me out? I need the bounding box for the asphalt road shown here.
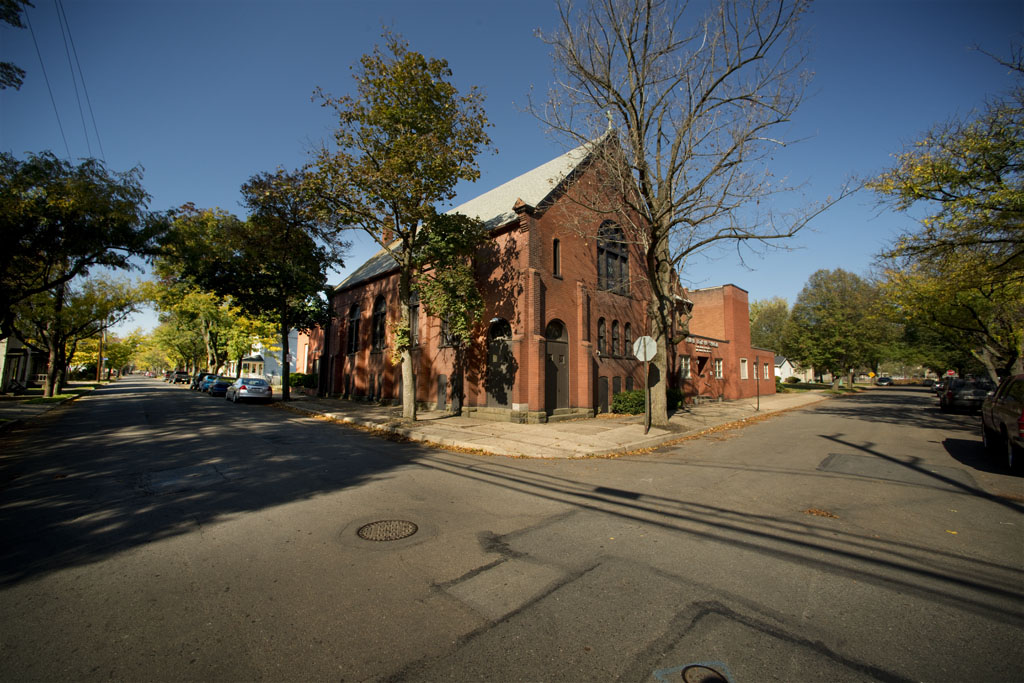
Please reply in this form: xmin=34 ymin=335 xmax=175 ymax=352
xmin=0 ymin=377 xmax=1021 ymax=682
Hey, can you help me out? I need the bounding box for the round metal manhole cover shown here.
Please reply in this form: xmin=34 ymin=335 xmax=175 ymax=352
xmin=356 ymin=520 xmax=418 ymax=542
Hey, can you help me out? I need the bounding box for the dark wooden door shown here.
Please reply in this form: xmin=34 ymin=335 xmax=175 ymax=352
xmin=545 ymin=340 xmax=569 ymax=413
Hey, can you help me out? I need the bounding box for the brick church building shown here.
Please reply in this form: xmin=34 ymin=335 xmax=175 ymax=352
xmin=304 ymin=139 xmax=774 ymax=421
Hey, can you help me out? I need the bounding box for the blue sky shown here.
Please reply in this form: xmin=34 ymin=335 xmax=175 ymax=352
xmin=2 ymin=0 xmax=1021 ymax=336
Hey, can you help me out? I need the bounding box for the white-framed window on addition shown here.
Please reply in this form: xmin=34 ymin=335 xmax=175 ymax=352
xmin=740 ymin=358 xmax=748 ymax=380
xmin=714 ymin=359 xmax=723 ymax=379
xmin=764 ymin=363 xmax=770 ymax=380
xmin=680 ymin=355 xmax=691 ymax=380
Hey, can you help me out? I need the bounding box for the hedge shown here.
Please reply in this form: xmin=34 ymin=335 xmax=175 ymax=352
xmin=289 ymin=372 xmax=318 ymax=389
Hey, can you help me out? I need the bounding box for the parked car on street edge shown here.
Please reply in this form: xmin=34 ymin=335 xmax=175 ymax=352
xmin=226 ymin=377 xmax=272 ymax=404
xmin=981 ymin=374 xmax=1024 ymax=471
xmin=876 ymin=376 xmax=893 ymax=386
xmin=199 ymin=375 xmax=221 ymax=392
xmin=208 ymin=377 xmax=232 ymax=397
xmin=191 ymin=372 xmax=217 ymax=390
xmin=172 ymin=371 xmax=191 ymax=385
xmin=939 ymin=377 xmax=995 ymax=413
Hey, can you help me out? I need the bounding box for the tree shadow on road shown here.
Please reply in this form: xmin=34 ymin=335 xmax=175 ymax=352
xmin=0 ymin=378 xmax=418 ymax=587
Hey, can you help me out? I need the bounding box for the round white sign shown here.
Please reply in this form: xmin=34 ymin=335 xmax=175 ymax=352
xmin=633 ymin=335 xmax=657 ymax=361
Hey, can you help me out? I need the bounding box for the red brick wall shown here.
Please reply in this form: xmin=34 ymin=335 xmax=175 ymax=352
xmin=315 ymin=168 xmax=772 ymax=413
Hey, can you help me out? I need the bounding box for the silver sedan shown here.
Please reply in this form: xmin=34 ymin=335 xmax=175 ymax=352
xmin=225 ymin=377 xmax=273 ymax=403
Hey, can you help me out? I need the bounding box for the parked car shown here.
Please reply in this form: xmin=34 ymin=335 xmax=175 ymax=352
xmin=199 ymin=374 xmax=220 ymax=392
xmin=225 ymin=377 xmax=273 ymax=404
xmin=163 ymin=371 xmax=174 ymax=382
xmin=208 ymin=377 xmax=232 ymax=397
xmin=981 ymin=374 xmax=1024 ymax=471
xmin=171 ymin=371 xmax=191 ymax=385
xmin=876 ymin=376 xmax=893 ymax=386
xmin=939 ymin=377 xmax=995 ymax=413
xmin=191 ymin=372 xmax=217 ymax=390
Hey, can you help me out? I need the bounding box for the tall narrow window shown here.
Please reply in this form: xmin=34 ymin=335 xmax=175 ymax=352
xmin=346 ymin=304 xmax=360 ymax=355
xmin=371 ymin=296 xmax=387 ymax=351
xmin=740 ymin=358 xmax=748 ymax=380
xmin=440 ymin=317 xmax=452 ymax=347
xmin=611 ymin=321 xmax=620 ymax=357
xmin=624 ymin=323 xmax=632 ymax=358
xmin=597 ymin=318 xmax=606 ymax=354
xmin=597 ymin=223 xmax=629 ymax=294
xmin=553 ymin=239 xmax=561 ymax=277
xmin=714 ymin=359 xmax=723 ymax=379
xmin=680 ymin=356 xmax=692 ymax=380
xmin=764 ymin=363 xmax=770 ymax=380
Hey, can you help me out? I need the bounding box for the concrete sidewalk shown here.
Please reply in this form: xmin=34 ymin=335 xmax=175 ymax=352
xmin=281 ymin=390 xmax=832 ymax=458
xmin=0 ymin=381 xmax=101 ymax=434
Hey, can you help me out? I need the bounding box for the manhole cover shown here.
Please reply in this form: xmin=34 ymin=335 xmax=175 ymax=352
xmin=356 ymin=520 xmax=418 ymax=542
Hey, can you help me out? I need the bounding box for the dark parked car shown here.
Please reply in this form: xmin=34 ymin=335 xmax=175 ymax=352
xmin=191 ymin=372 xmax=217 ymax=390
xmin=876 ymin=376 xmax=893 ymax=386
xmin=199 ymin=374 xmax=220 ymax=392
xmin=226 ymin=377 xmax=273 ymax=403
xmin=172 ymin=371 xmax=191 ymax=384
xmin=981 ymin=374 xmax=1024 ymax=471
xmin=939 ymin=377 xmax=995 ymax=413
xmin=208 ymin=377 xmax=232 ymax=397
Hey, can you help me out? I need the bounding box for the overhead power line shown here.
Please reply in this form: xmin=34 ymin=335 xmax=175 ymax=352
xmin=24 ymin=3 xmax=71 ymax=159
xmin=56 ymin=0 xmax=105 ymax=161
xmin=54 ymin=0 xmax=91 ymax=157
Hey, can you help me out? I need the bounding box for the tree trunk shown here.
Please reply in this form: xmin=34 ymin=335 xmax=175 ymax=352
xmin=399 ymin=267 xmax=416 ymax=420
xmin=43 ymin=281 xmax=67 ymax=398
xmin=279 ymin=307 xmax=290 ymax=402
xmin=648 ymin=232 xmax=673 ymax=428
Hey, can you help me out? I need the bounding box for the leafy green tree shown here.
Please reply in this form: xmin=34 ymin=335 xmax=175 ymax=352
xmin=533 ymin=0 xmax=850 ymax=426
xmin=1 ymin=0 xmax=33 ymax=90
xmin=781 ymin=269 xmax=883 ymax=389
xmin=151 ymin=317 xmax=205 ymax=372
xmin=0 ymin=151 xmax=165 ymax=340
xmin=749 ymin=297 xmax=789 ymax=354
xmin=73 ymin=329 xmax=144 ymax=378
xmin=414 ymin=212 xmax=489 ymax=414
xmin=880 ymin=263 xmax=1022 ymax=381
xmin=14 ymin=277 xmax=143 ymax=396
xmin=310 ymin=30 xmax=491 ymax=420
xmin=161 ymin=169 xmax=345 ymax=400
xmin=869 ymin=48 xmax=1023 ymax=378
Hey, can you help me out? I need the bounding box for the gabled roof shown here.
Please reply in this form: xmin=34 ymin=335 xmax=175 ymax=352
xmin=334 ymin=137 xmax=604 ymax=293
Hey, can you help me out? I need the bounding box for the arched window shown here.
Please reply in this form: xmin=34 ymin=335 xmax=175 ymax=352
xmin=371 ymin=296 xmax=387 ymax=351
xmin=553 ymin=239 xmax=561 ymax=277
xmin=624 ymin=323 xmax=632 ymax=358
xmin=597 ymin=317 xmax=606 ymax=354
xmin=545 ymin=320 xmax=566 ymax=340
xmin=611 ymin=320 xmax=620 ymax=357
xmin=597 ymin=223 xmax=629 ymax=294
xmin=346 ymin=304 xmax=360 ymax=355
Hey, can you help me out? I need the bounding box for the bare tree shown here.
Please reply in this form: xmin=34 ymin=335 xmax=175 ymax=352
xmin=535 ymin=0 xmax=850 ymax=426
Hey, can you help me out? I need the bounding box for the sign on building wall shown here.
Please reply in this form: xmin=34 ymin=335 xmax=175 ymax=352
xmin=685 ymin=336 xmax=720 ymax=353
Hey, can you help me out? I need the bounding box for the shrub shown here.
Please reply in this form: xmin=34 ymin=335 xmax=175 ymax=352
xmin=785 ymin=376 xmax=801 ymax=384
xmin=612 ymin=389 xmax=645 ymax=414
xmin=290 ymin=372 xmax=318 ymax=389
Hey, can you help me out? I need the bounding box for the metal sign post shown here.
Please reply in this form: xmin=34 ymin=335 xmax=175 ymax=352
xmin=633 ymin=336 xmax=657 ymax=435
